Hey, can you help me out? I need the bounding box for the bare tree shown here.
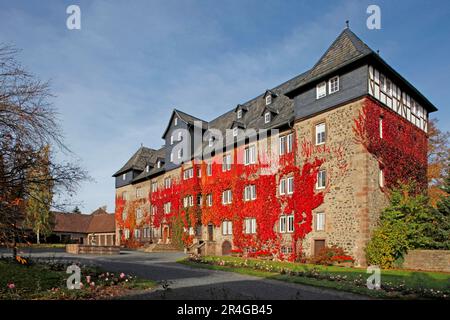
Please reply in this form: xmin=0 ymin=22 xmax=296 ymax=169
xmin=0 ymin=44 xmax=88 ymax=257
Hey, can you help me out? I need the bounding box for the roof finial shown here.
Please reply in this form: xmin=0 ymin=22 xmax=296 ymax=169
xmin=345 ymin=20 xmax=350 ymax=29
xmin=376 ymin=49 xmax=380 ymax=55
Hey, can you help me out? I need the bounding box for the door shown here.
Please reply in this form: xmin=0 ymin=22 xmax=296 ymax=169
xmin=314 ymin=239 xmax=326 ymax=256
xmin=207 ymin=224 xmax=214 ymax=241
xmin=222 ymin=241 xmax=232 ymax=255
xmin=163 ymin=226 xmax=169 ymax=243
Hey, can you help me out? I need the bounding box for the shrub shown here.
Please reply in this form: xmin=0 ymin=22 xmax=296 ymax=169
xmin=309 ymin=245 xmax=352 ymax=266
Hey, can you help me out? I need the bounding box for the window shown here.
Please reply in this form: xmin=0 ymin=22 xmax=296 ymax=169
xmin=222 ymin=189 xmax=232 ymax=205
xmin=207 ymin=163 xmax=212 ymax=176
xmin=122 ymin=191 xmax=128 ymax=200
xmin=316 ymin=82 xmax=326 ymax=99
xmin=287 ymin=133 xmax=293 ymax=153
xmin=164 ymin=177 xmax=171 ymax=189
xmin=206 ymin=194 xmax=213 ymax=207
xmin=124 ymin=229 xmax=130 ymax=239
xmin=244 ymin=145 xmax=256 ymax=165
xmin=379 ymin=169 xmax=384 ymax=188
xmin=122 ymin=173 xmax=126 ymax=181
xmin=157 ymin=161 xmax=161 ymax=168
xmin=317 ymin=170 xmax=326 ymax=189
xmin=174 ymin=117 xmax=178 ymax=126
xmin=134 ymin=229 xmax=140 ymax=239
xmin=237 ymin=109 xmax=242 ymax=119
xmin=170 ymin=152 xmax=174 ymax=162
xmin=222 ymin=154 xmax=231 ymax=172
xmin=146 ymin=165 xmax=150 ymax=173
xmin=183 ymin=196 xmax=194 ymax=208
xmin=287 ymin=177 xmax=294 ymax=194
xmin=151 ymin=182 xmax=157 ymax=192
xmin=379 ymin=117 xmax=383 ymax=139
xmin=197 ymin=167 xmax=201 ymax=177
xmin=151 ymin=205 xmax=157 ymax=215
xmin=136 ymin=208 xmax=143 ymax=220
xmin=183 ymin=168 xmax=193 ymax=180
xmin=264 ymin=112 xmax=271 ymax=124
xmin=287 ymin=214 xmax=294 ymax=233
xmin=164 ymin=202 xmax=171 ymax=214
xmin=315 ymin=123 xmax=326 ymax=145
xmin=244 ymin=185 xmax=256 ymax=201
xmin=208 ymin=137 xmax=214 ymax=147
xmin=136 ymin=187 xmax=143 ymax=198
xmin=265 ymin=95 xmax=272 ymax=105
xmin=316 ymin=212 xmax=325 ymax=231
xmin=279 ymin=133 xmax=293 ymax=155
xmin=222 ymin=221 xmax=233 ymax=235
xmin=328 ymin=76 xmax=339 ymax=94
xmin=244 ymin=218 xmax=257 ymax=234
xmin=279 ymin=216 xmax=286 ymax=233
xmin=197 ymin=194 xmax=202 ymax=206
xmin=122 ymin=211 xmax=127 ymax=221
xmin=279 ymin=178 xmax=286 ymax=195
xmin=233 ymin=127 xmax=238 ymax=137
xmin=170 ymin=135 xmax=174 ymax=145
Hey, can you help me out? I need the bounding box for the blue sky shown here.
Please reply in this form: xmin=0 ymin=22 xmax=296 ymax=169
xmin=0 ymin=0 xmax=448 ymax=213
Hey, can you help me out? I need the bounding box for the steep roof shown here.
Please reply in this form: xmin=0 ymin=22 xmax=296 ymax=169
xmin=113 ymin=146 xmax=156 ymax=177
xmin=161 ymin=109 xmax=208 ymax=139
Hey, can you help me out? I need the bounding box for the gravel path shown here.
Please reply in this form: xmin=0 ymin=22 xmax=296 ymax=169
xmin=0 ymin=248 xmax=369 ymax=300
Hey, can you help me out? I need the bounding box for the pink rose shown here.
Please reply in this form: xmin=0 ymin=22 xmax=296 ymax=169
xmin=120 ymin=273 xmax=126 ymax=279
xmin=86 ymin=276 xmax=91 ymax=283
xmin=7 ymin=283 xmax=15 ymax=289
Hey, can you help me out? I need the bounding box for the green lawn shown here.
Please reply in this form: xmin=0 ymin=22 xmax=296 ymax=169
xmin=179 ymin=256 xmax=450 ymax=299
xmin=0 ymin=259 xmax=156 ymax=300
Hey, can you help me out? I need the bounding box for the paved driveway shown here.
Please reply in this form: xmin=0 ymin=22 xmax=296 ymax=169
xmin=1 ymin=248 xmax=368 ymax=300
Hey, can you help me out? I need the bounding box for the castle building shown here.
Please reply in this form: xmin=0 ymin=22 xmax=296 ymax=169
xmin=112 ymin=28 xmax=436 ymax=265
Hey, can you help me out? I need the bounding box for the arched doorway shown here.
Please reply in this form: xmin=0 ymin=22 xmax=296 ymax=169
xmin=222 ymin=240 xmax=232 ymax=255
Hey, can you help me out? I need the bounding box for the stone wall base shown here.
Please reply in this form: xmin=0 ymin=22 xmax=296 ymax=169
xmin=66 ymin=244 xmax=120 ymax=255
xmin=402 ymin=250 xmax=450 ymax=273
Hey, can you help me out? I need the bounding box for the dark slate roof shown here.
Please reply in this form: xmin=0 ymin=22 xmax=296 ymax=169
xmin=132 ymin=147 xmax=166 ymax=182
xmin=161 ymin=109 xmax=208 ymax=139
xmin=113 ymin=146 xmax=156 ymax=177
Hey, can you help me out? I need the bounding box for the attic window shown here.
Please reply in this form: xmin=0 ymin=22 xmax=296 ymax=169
xmin=265 ymin=95 xmax=272 ymax=105
xmin=316 ymin=82 xmax=327 ymax=99
xmin=237 ymin=109 xmax=242 ymax=119
xmin=170 ymin=135 xmax=174 ymax=145
xmin=146 ymin=165 xmax=150 ymax=172
xmin=122 ymin=173 xmax=126 ymax=181
xmin=329 ymin=76 xmax=339 ymax=94
xmin=208 ymin=136 xmax=214 ymax=147
xmin=174 ymin=117 xmax=178 ymax=126
xmin=264 ymin=112 xmax=271 ymax=124
xmin=157 ymin=161 xmax=161 ymax=168
xmin=233 ymin=127 xmax=238 ymax=137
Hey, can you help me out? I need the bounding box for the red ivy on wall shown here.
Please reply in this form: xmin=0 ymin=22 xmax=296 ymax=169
xmin=353 ymin=97 xmax=428 ymax=192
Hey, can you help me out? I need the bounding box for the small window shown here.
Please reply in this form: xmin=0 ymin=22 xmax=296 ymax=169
xmin=379 ymin=117 xmax=383 ymax=139
xmin=136 ymin=208 xmax=143 ymax=220
xmin=328 ymin=76 xmax=339 ymax=94
xmin=379 ymin=169 xmax=384 ymax=188
xmin=207 ymin=163 xmax=212 ymax=176
xmin=315 ymin=123 xmax=326 ymax=145
xmin=222 ymin=189 xmax=232 ymax=205
xmin=207 ymin=194 xmax=213 ymax=207
xmin=244 ymin=145 xmax=256 ymax=165
xmin=145 ymin=165 xmax=150 ymax=173
xmin=174 ymin=117 xmax=178 ymax=126
xmin=287 ymin=177 xmax=294 ymax=194
xmin=265 ymin=95 xmax=272 ymax=105
xmin=170 ymin=152 xmax=173 ymax=162
xmin=136 ymin=187 xmax=142 ymax=198
xmin=208 ymin=137 xmax=214 ymax=147
xmin=244 ymin=218 xmax=257 ymax=234
xmin=151 ymin=182 xmax=157 ymax=192
xmin=197 ymin=167 xmax=201 ymax=177
xmin=244 ymin=185 xmax=256 ymax=201
xmin=237 ymin=109 xmax=242 ymax=119
xmin=222 ymin=221 xmax=233 ymax=235
xmin=264 ymin=112 xmax=271 ymax=124
xmin=157 ymin=161 xmax=161 ymax=168
xmin=317 ymin=170 xmax=326 ymax=189
xmin=316 ymin=212 xmax=325 ymax=231
xmin=316 ymin=82 xmax=326 ymax=99
xmin=122 ymin=173 xmax=126 ymax=181
xmin=222 ymin=154 xmax=231 ymax=172
xmin=279 ymin=216 xmax=286 ymax=233
xmin=233 ymin=127 xmax=238 ymax=137
xmin=170 ymin=135 xmax=174 ymax=145
xmin=287 ymin=214 xmax=294 ymax=233
xmin=164 ymin=177 xmax=171 ymax=189
xmin=279 ymin=178 xmax=286 ymax=195
xmin=122 ymin=191 xmax=128 ymax=200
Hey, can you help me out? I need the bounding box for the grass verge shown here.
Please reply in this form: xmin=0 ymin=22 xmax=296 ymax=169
xmin=179 ymin=256 xmax=450 ymax=299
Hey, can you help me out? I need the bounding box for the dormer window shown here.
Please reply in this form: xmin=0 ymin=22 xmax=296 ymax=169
xmin=237 ymin=109 xmax=242 ymax=119
xmin=146 ymin=165 xmax=150 ymax=173
xmin=170 ymin=135 xmax=174 ymax=145
xmin=178 ymin=149 xmax=183 ymax=159
xmin=157 ymin=161 xmax=161 ymax=168
xmin=174 ymin=117 xmax=178 ymax=126
xmin=316 ymin=82 xmax=327 ymax=99
xmin=264 ymin=112 xmax=271 ymax=124
xmin=170 ymin=152 xmax=173 ymax=162
xmin=208 ymin=137 xmax=214 ymax=147
xmin=265 ymin=95 xmax=272 ymax=105
xmin=329 ymin=76 xmax=339 ymax=94
xmin=122 ymin=173 xmax=126 ymax=181
xmin=233 ymin=127 xmax=238 ymax=137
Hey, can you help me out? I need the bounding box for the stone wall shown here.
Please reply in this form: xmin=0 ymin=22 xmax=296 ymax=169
xmin=66 ymin=244 xmax=120 ymax=255
xmin=402 ymin=250 xmax=450 ymax=273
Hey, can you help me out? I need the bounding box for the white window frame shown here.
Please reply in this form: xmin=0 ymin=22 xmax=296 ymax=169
xmin=170 ymin=152 xmax=174 ymax=162
xmin=174 ymin=117 xmax=178 ymax=126
xmin=233 ymin=127 xmax=238 ymax=137
xmin=208 ymin=137 xmax=214 ymax=147
xmin=136 ymin=208 xmax=143 ymax=220
xmin=265 ymin=95 xmax=272 ymax=105
xmin=287 ymin=176 xmax=294 ymax=195
xmin=157 ymin=161 xmax=161 ymax=168
xmin=222 ymin=154 xmax=231 ymax=172
xmin=279 ymin=178 xmax=286 ymax=195
xmin=287 ymin=214 xmax=294 ymax=233
xmin=170 ymin=135 xmax=174 ymax=145
xmin=379 ymin=169 xmax=384 ymax=188
xmin=316 ymin=82 xmax=327 ymax=99
xmin=183 ymin=168 xmax=193 ymax=180
xmin=244 ymin=185 xmax=256 ymax=201
xmin=287 ymin=133 xmax=293 ymax=153
xmin=207 ymin=194 xmax=213 ymax=207
xmin=315 ymin=123 xmax=326 ymax=145
xmin=244 ymin=145 xmax=256 ymax=165
xmin=207 ymin=163 xmax=212 ymax=176
xmin=279 ymin=216 xmax=286 ymax=233
xmin=317 ymin=170 xmax=326 ymax=189
xmin=328 ymin=76 xmax=339 ymax=94
xmin=237 ymin=109 xmax=242 ymax=119
xmin=264 ymin=112 xmax=271 ymax=124
xmin=164 ymin=177 xmax=171 ymax=189
xmin=222 ymin=220 xmax=233 ymax=235
xmin=316 ymin=212 xmax=325 ymax=231
xmin=164 ymin=202 xmax=171 ymax=214
xmin=151 ymin=182 xmax=157 ymax=192
xmin=122 ymin=173 xmax=126 ymax=181
xmin=222 ymin=189 xmax=232 ymax=205
xmin=136 ymin=187 xmax=143 ymax=198
xmin=244 ymin=218 xmax=256 ymax=234
xmin=279 ymin=135 xmax=286 ymax=155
